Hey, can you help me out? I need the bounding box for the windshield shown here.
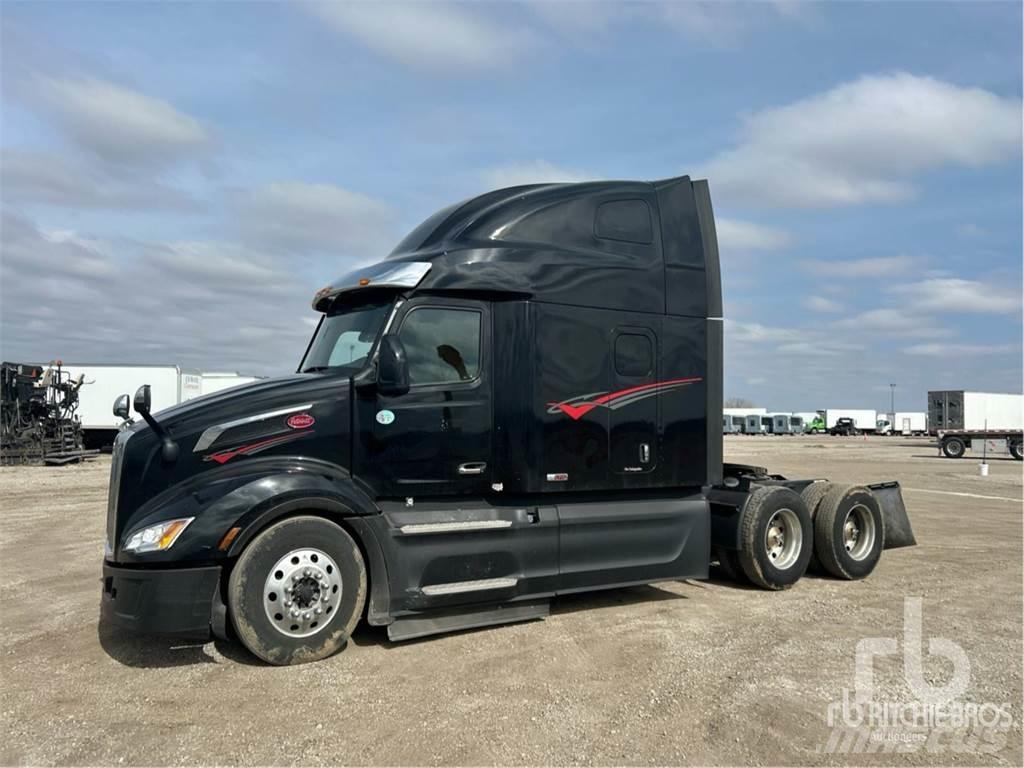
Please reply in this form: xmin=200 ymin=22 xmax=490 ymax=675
xmin=301 ymin=298 xmax=393 ymax=373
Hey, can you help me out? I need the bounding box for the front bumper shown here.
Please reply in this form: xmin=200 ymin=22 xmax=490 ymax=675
xmin=101 ymin=562 xmax=221 ymax=638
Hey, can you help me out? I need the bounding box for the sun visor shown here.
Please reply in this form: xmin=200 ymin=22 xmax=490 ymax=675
xmin=312 ymin=261 xmax=431 ymax=312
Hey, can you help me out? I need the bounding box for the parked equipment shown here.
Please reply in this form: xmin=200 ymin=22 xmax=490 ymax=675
xmin=789 ymin=415 xmax=805 ymax=433
xmin=99 ymin=175 xmax=916 ymax=665
xmin=770 ymin=414 xmax=792 ymax=434
xmin=1 ymin=361 xmax=96 ymax=465
xmin=722 ymin=414 xmax=743 ymax=434
xmin=928 ymin=391 xmax=1023 ymax=460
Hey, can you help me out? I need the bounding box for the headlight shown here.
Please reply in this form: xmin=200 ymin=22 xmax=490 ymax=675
xmin=123 ymin=518 xmax=194 ymax=553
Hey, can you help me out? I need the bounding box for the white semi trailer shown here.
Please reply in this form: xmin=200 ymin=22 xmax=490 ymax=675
xmin=928 ymin=391 xmax=1023 ymax=460
xmin=200 ymin=372 xmax=261 ymax=396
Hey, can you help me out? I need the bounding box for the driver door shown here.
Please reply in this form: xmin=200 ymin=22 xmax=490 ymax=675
xmin=353 ymin=298 xmax=492 ymax=498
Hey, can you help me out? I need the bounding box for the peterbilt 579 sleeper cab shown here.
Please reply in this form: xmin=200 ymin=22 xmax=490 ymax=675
xmin=100 ymin=176 xmax=916 ymax=665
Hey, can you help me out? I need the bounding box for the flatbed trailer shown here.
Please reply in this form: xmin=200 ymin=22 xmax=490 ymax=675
xmin=99 ymin=175 xmax=916 ymax=665
xmin=934 ymin=429 xmax=1023 ymax=460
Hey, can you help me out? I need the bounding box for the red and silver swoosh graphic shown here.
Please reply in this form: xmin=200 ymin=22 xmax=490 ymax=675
xmin=547 ymin=377 xmax=702 ymax=421
xmin=204 ymin=430 xmax=312 ymax=464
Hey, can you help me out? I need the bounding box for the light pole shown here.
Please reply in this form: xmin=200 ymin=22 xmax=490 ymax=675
xmin=890 ymin=383 xmax=895 ymax=417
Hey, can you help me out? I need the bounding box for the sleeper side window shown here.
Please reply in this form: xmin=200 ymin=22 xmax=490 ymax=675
xmin=615 ymin=333 xmax=653 ymax=377
xmin=399 ymin=307 xmax=481 ymax=386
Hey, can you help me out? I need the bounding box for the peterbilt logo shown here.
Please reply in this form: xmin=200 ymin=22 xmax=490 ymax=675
xmin=547 ymin=377 xmax=702 ymax=421
xmin=286 ymin=413 xmax=315 ymax=429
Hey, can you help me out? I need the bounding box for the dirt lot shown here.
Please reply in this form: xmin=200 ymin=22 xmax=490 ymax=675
xmin=1 ymin=436 xmax=1021 ymax=766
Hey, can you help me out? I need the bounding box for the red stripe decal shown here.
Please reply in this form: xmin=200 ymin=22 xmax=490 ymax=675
xmin=205 ymin=430 xmax=312 ymax=464
xmin=548 ymin=377 xmax=703 ymax=420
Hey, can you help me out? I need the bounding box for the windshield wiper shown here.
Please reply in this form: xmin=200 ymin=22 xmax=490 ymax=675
xmin=302 ymin=366 xmax=330 ymax=373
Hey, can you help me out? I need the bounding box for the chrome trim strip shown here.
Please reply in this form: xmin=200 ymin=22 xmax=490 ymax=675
xmin=193 ymin=403 xmax=314 ymax=453
xmin=399 ymin=520 xmax=513 ymax=535
xmin=421 ymin=577 xmax=519 ymax=596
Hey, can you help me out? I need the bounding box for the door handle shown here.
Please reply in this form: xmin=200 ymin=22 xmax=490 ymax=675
xmin=458 ymin=462 xmax=487 ymax=475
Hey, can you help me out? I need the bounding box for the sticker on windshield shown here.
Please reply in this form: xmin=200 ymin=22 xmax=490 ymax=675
xmin=376 ymin=409 xmax=395 ymax=426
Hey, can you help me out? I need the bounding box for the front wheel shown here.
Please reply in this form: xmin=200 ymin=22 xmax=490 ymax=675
xmin=228 ymin=516 xmax=367 ymax=665
xmin=737 ymin=486 xmax=813 ymax=590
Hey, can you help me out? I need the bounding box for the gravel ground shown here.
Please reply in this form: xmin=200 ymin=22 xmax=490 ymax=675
xmin=1 ymin=435 xmax=1021 ymax=766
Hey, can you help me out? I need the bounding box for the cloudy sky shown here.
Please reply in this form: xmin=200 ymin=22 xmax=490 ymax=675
xmin=1 ymin=1 xmax=1021 ymax=411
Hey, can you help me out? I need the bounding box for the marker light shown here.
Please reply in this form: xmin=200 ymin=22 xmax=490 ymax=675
xmin=123 ymin=518 xmax=194 ymax=553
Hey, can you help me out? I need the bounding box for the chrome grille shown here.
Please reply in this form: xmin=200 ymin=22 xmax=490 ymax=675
xmin=105 ymin=429 xmax=131 ymax=559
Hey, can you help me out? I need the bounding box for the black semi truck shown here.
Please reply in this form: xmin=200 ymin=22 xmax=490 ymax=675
xmin=101 ymin=176 xmax=916 ymax=665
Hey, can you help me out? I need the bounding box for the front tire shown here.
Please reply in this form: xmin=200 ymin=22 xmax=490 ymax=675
xmin=228 ymin=516 xmax=367 ymax=666
xmin=737 ymin=486 xmax=812 ymax=590
xmin=814 ymin=485 xmax=884 ymax=580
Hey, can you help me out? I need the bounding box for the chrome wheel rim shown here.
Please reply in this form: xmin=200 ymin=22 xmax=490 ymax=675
xmin=263 ymin=548 xmax=342 ymax=638
xmin=764 ymin=508 xmax=801 ymax=570
xmin=843 ymin=504 xmax=876 ymax=561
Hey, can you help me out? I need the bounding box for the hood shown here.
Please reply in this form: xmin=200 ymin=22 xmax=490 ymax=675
xmin=108 ymin=372 xmax=353 ymax=560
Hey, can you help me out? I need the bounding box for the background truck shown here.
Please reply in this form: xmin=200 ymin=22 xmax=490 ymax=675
xmin=813 ymin=409 xmax=877 ymax=435
xmin=928 ymin=390 xmax=1023 ymax=460
xmin=99 ymin=174 xmax=915 ymax=666
xmin=60 ymin=364 xmax=202 ymax=449
xmin=876 ymin=412 xmax=927 ymax=436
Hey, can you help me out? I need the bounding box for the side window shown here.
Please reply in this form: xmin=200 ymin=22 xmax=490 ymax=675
xmin=399 ymin=307 xmax=481 ymax=386
xmin=615 ymin=333 xmax=653 ymax=377
xmin=328 ymin=331 xmax=375 ymax=366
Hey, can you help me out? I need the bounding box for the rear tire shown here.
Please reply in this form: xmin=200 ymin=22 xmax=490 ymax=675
xmin=942 ymin=437 xmax=966 ymax=459
xmin=800 ymin=481 xmax=832 ymax=573
xmin=814 ymin=485 xmax=884 ymax=580
xmin=228 ymin=516 xmax=366 ymax=666
xmin=737 ymin=486 xmax=812 ymax=590
xmin=1010 ymin=440 xmax=1022 ymax=461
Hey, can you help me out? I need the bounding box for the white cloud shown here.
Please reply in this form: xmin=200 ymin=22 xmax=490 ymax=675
xmin=803 ymin=296 xmax=843 ymax=313
xmin=305 ymin=2 xmax=533 ymax=71
xmin=800 ymin=254 xmax=918 ymax=278
xmin=776 ymin=340 xmax=863 ymax=356
xmin=904 ymin=343 xmax=1015 ymax=357
xmin=0 ymin=148 xmax=197 ymax=210
xmin=236 ymin=182 xmax=398 ymax=256
xmin=532 ymin=1 xmax=806 ymax=48
xmin=891 ymin=277 xmax=1022 ymax=315
xmin=716 ymin=217 xmax=792 ymax=251
xmin=725 ymin=319 xmax=803 ymax=344
xmin=35 ymin=75 xmax=210 ymax=168
xmin=832 ymin=308 xmax=951 ymax=338
xmin=480 ymin=161 xmax=598 ymax=189
xmin=0 ymin=211 xmax=314 ymax=375
xmin=703 ymin=73 xmax=1022 ymax=207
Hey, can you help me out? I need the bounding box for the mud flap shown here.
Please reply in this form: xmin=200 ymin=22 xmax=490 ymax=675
xmin=869 ymin=481 xmax=916 ymax=549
